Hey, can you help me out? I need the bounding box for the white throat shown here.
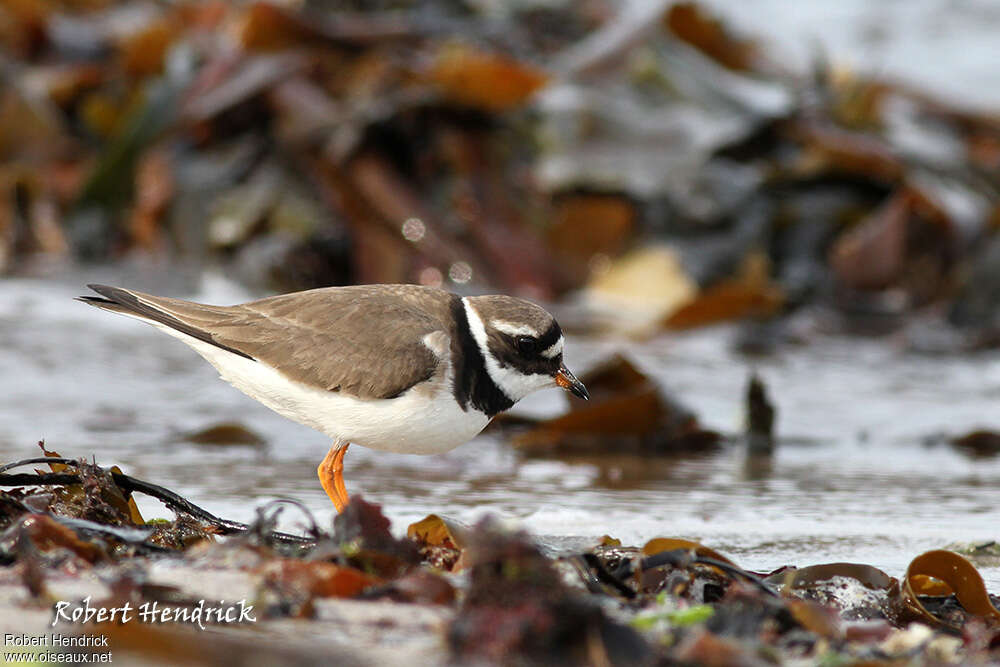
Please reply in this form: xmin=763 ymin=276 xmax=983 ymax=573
xmin=462 ymin=297 xmax=555 ymax=402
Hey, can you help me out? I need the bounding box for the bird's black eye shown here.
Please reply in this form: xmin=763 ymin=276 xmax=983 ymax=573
xmin=516 ymin=336 xmax=538 ymax=355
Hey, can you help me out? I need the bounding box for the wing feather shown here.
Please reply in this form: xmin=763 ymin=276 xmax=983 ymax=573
xmin=83 ymin=284 xmax=451 ymax=400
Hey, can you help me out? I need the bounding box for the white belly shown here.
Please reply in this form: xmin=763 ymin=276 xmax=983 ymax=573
xmin=154 ymin=325 xmax=491 ymax=454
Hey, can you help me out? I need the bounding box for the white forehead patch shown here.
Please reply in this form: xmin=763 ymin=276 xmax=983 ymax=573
xmin=464 ymin=299 xmax=555 ymax=403
xmin=491 ymin=321 xmax=539 ymax=338
xmin=541 ymin=336 xmax=564 ymax=359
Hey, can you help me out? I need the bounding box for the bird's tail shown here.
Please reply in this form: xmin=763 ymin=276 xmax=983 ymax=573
xmin=77 ymin=284 xmax=253 ymax=360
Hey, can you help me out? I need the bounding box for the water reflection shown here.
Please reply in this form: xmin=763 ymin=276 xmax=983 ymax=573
xmin=740 ymin=453 xmax=775 ymax=481
xmin=518 ymin=451 xmax=720 ymax=490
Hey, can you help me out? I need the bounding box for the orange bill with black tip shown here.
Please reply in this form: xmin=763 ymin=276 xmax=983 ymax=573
xmin=555 ymin=364 xmax=589 ymax=400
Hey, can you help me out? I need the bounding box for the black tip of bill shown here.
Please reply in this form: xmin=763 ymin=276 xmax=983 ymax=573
xmin=556 ymin=365 xmax=589 ymax=400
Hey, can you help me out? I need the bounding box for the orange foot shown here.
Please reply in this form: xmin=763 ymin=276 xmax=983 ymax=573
xmin=317 ymin=442 xmax=350 ymax=512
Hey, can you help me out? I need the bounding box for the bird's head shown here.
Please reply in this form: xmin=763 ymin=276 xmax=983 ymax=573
xmin=463 ymin=295 xmax=589 ymax=404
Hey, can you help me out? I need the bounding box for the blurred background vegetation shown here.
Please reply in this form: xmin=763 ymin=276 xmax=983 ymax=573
xmin=2 ymin=0 xmax=999 ymax=349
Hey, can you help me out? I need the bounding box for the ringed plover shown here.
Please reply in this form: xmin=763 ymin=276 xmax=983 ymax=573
xmin=78 ymin=283 xmax=588 ymax=511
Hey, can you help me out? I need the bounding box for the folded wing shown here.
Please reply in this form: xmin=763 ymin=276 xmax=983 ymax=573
xmin=80 ymin=284 xmax=446 ymax=400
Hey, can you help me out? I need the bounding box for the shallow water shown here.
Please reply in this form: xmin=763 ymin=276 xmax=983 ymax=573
xmin=3 ymin=275 xmax=1000 ymax=588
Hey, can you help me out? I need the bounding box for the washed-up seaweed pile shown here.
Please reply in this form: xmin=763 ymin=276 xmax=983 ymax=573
xmin=1 ymin=445 xmax=1000 ymax=665
xmin=3 ymin=1 xmax=1000 ymax=345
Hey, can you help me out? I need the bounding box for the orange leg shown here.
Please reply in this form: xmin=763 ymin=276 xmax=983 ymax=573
xmin=317 ymin=442 xmax=350 ymax=512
